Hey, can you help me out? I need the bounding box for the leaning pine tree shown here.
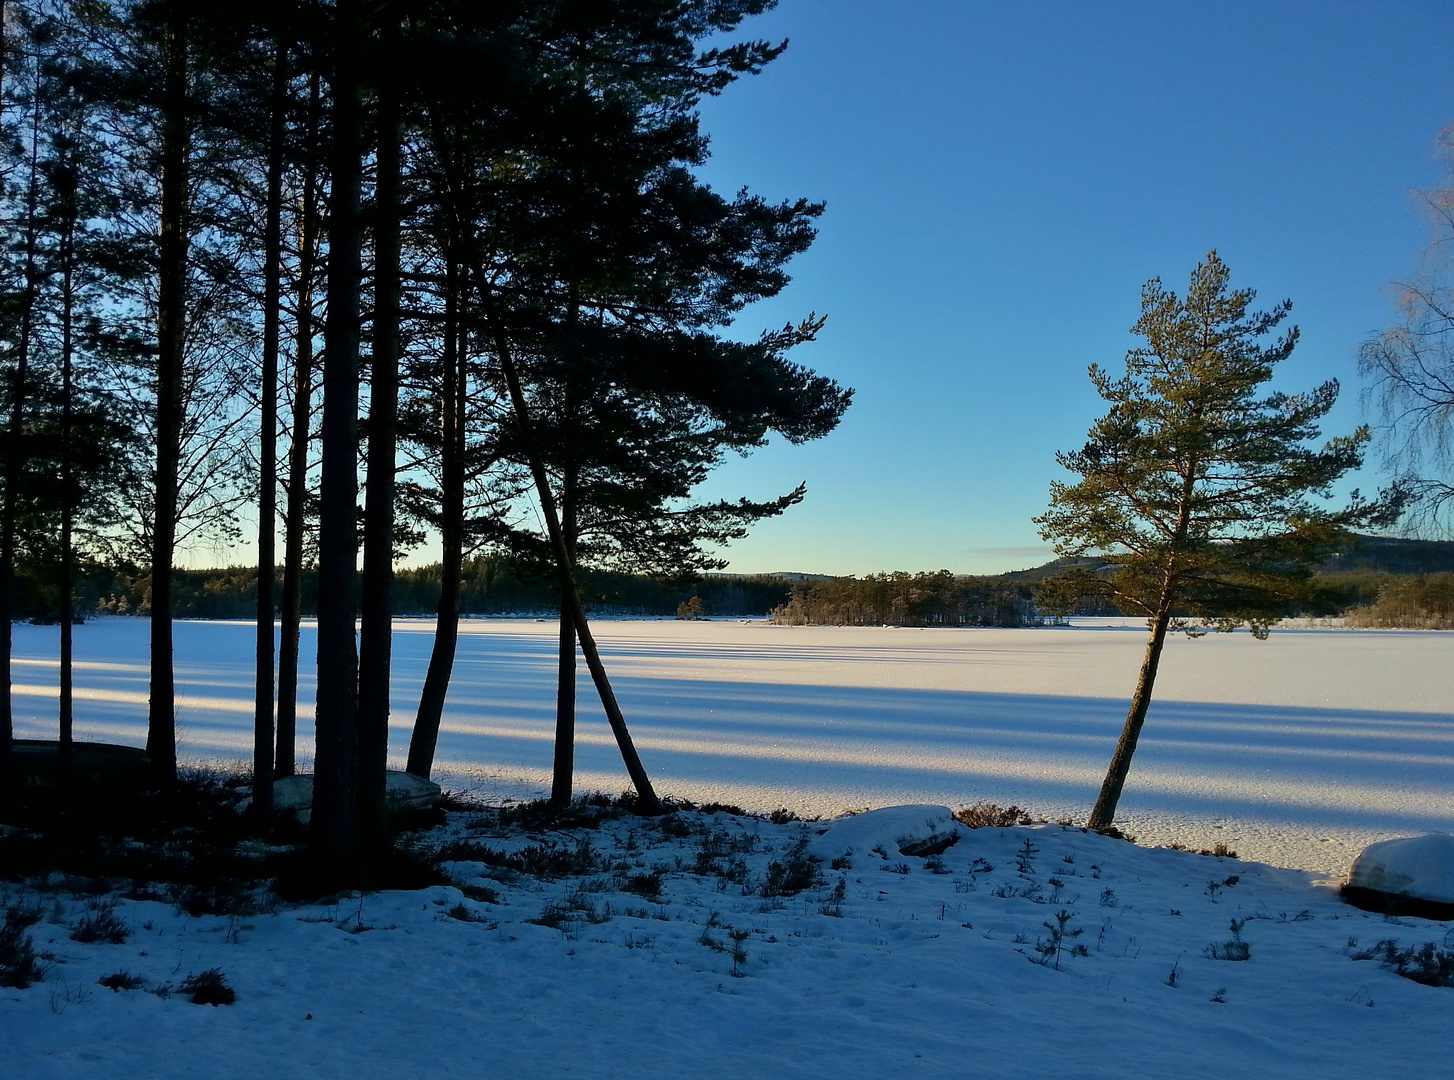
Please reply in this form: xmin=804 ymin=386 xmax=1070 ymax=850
xmin=1034 ymin=251 xmax=1401 ymax=829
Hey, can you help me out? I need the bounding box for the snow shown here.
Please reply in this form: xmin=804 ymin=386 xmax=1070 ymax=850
xmin=10 ymin=616 xmax=1454 ymax=876
xmin=805 ymin=805 xmax=963 ymax=862
xmin=1349 ymin=833 xmax=1454 ymax=903
xmin=4 ymin=809 xmax=1452 ymax=1079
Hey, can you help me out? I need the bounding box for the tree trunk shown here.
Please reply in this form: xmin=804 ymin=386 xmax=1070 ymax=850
xmin=549 ymin=441 xmax=578 ymax=806
xmin=147 ymin=11 xmax=189 ymax=787
xmin=0 ymin=75 xmax=43 ymax=797
xmin=357 ymin=64 xmax=401 ymax=840
xmin=252 ymin=39 xmax=287 ymax=819
xmin=312 ymin=0 xmax=363 ymax=855
xmin=475 ymin=278 xmax=661 ymax=813
xmin=551 ymin=591 xmax=576 ymax=804
xmin=405 ymin=255 xmax=463 ymax=780
xmin=57 ymin=156 xmax=78 ymax=786
xmin=1087 ymin=605 xmax=1173 ymax=829
xmin=276 ymin=70 xmax=321 ymax=780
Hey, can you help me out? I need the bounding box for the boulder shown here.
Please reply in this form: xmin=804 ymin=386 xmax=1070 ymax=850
xmin=807 ymin=805 xmax=964 ymax=864
xmin=245 ymin=771 xmax=442 ymax=818
xmin=1343 ymin=832 xmax=1454 ymax=920
xmin=12 ymin=739 xmax=150 ymax=792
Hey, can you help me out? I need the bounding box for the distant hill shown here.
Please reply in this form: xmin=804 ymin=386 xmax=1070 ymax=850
xmin=1316 ymin=534 xmax=1454 ymax=575
xmin=988 ymin=535 xmax=1454 ymax=583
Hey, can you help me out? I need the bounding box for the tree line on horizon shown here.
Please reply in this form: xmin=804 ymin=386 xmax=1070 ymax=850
xmin=11 ymin=534 xmax=1453 ymax=627
xmin=0 ymin=0 xmax=853 ymax=860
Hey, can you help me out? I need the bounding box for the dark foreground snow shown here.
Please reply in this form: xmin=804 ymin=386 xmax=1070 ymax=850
xmin=5 ymin=807 xmax=1452 ymax=1079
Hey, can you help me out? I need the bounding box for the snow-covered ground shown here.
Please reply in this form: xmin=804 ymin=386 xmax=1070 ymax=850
xmin=10 ymin=616 xmax=1454 ymax=875
xmin=4 ymin=806 xmax=1452 ymax=1079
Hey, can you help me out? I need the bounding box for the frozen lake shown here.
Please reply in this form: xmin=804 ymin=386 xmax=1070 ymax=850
xmin=11 ymin=616 xmax=1454 ymax=876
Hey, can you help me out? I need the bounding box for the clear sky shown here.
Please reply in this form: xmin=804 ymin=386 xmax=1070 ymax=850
xmin=683 ymin=0 xmax=1454 ymax=576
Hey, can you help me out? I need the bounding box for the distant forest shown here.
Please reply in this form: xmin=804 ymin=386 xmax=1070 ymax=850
xmin=22 ymin=533 xmax=1452 ymax=627
xmin=18 ymin=557 xmax=796 ymax=622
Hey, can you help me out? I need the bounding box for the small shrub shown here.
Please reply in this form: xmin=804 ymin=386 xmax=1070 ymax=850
xmin=69 ymin=903 xmax=130 ymax=945
xmin=767 ymin=808 xmax=800 ymax=825
xmin=179 ymin=968 xmax=236 ymax=1006
xmin=698 ymin=803 xmax=746 ymax=816
xmin=530 ymin=892 xmax=609 ymax=930
xmin=954 ymin=803 xmax=1032 ymax=829
xmin=821 ymin=876 xmax=848 ymax=917
xmin=760 ymin=838 xmax=822 ymax=897
xmin=728 ymin=927 xmax=750 ymax=977
xmin=438 ymin=840 xmax=599 ymax=881
xmin=98 ymin=971 xmax=146 ymax=992
xmin=1352 ymin=939 xmax=1454 ymax=987
xmin=0 ymin=908 xmax=46 ymax=988
xmin=1031 ymin=909 xmax=1087 ymax=971
xmin=496 ymin=797 xmax=614 ymax=831
xmin=1206 ymin=918 xmax=1251 ymax=961
xmin=1205 ymin=875 xmax=1240 ymax=902
xmin=620 ymin=871 xmax=664 ymax=899
xmin=1015 ymin=837 xmax=1038 ymax=874
xmin=446 ymin=902 xmax=492 ymax=925
xmin=456 ymin=883 xmax=500 ymax=905
xmin=652 ymin=815 xmax=695 ymax=839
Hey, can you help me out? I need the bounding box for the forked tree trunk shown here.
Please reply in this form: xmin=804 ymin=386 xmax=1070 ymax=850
xmin=276 ymin=71 xmax=321 ymax=780
xmin=475 ymin=278 xmax=661 ymax=814
xmin=312 ymin=0 xmax=363 ymax=855
xmin=406 ymin=255 xmax=464 ymax=780
xmin=1087 ymin=605 xmax=1173 ymax=829
xmin=358 ymin=67 xmax=401 ymax=839
xmin=147 ymin=12 xmax=190 ymax=788
xmin=252 ymin=39 xmax=287 ymax=818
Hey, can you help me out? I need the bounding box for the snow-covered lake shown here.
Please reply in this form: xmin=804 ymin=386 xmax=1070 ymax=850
xmin=12 ymin=616 xmax=1454 ymax=876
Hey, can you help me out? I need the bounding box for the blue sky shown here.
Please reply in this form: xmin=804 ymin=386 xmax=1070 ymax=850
xmin=687 ymin=0 xmax=1454 ymax=575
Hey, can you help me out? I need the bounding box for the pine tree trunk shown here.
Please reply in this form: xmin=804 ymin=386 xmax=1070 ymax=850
xmin=312 ymin=0 xmax=363 ymax=855
xmin=57 ymin=165 xmax=77 ymax=786
xmin=550 ymin=459 xmax=577 ymax=806
xmin=252 ymin=40 xmax=287 ymax=819
xmin=357 ymin=66 xmax=401 ymax=841
xmin=405 ymin=256 xmax=463 ymax=780
xmin=551 ymin=593 xmax=576 ymax=804
xmin=1087 ymin=606 xmax=1173 ymax=829
xmin=147 ymin=11 xmax=188 ymax=787
xmin=276 ymin=71 xmax=321 ymax=780
xmin=0 ymin=77 xmax=43 ymax=797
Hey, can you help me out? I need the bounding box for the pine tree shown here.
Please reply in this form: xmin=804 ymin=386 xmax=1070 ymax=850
xmin=1035 ymin=252 xmax=1400 ymax=828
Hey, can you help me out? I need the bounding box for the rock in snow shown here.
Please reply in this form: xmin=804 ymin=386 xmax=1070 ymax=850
xmin=1347 ymin=832 xmax=1454 ymax=905
xmin=241 ymin=771 xmax=442 ymax=817
xmin=806 ymin=804 xmax=964 ymax=863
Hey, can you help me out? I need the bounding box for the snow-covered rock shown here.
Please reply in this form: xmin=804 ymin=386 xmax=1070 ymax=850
xmin=1347 ymin=832 xmax=1454 ymax=905
xmin=807 ymin=804 xmax=964 ymax=863
xmin=241 ymin=771 xmax=442 ymax=816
